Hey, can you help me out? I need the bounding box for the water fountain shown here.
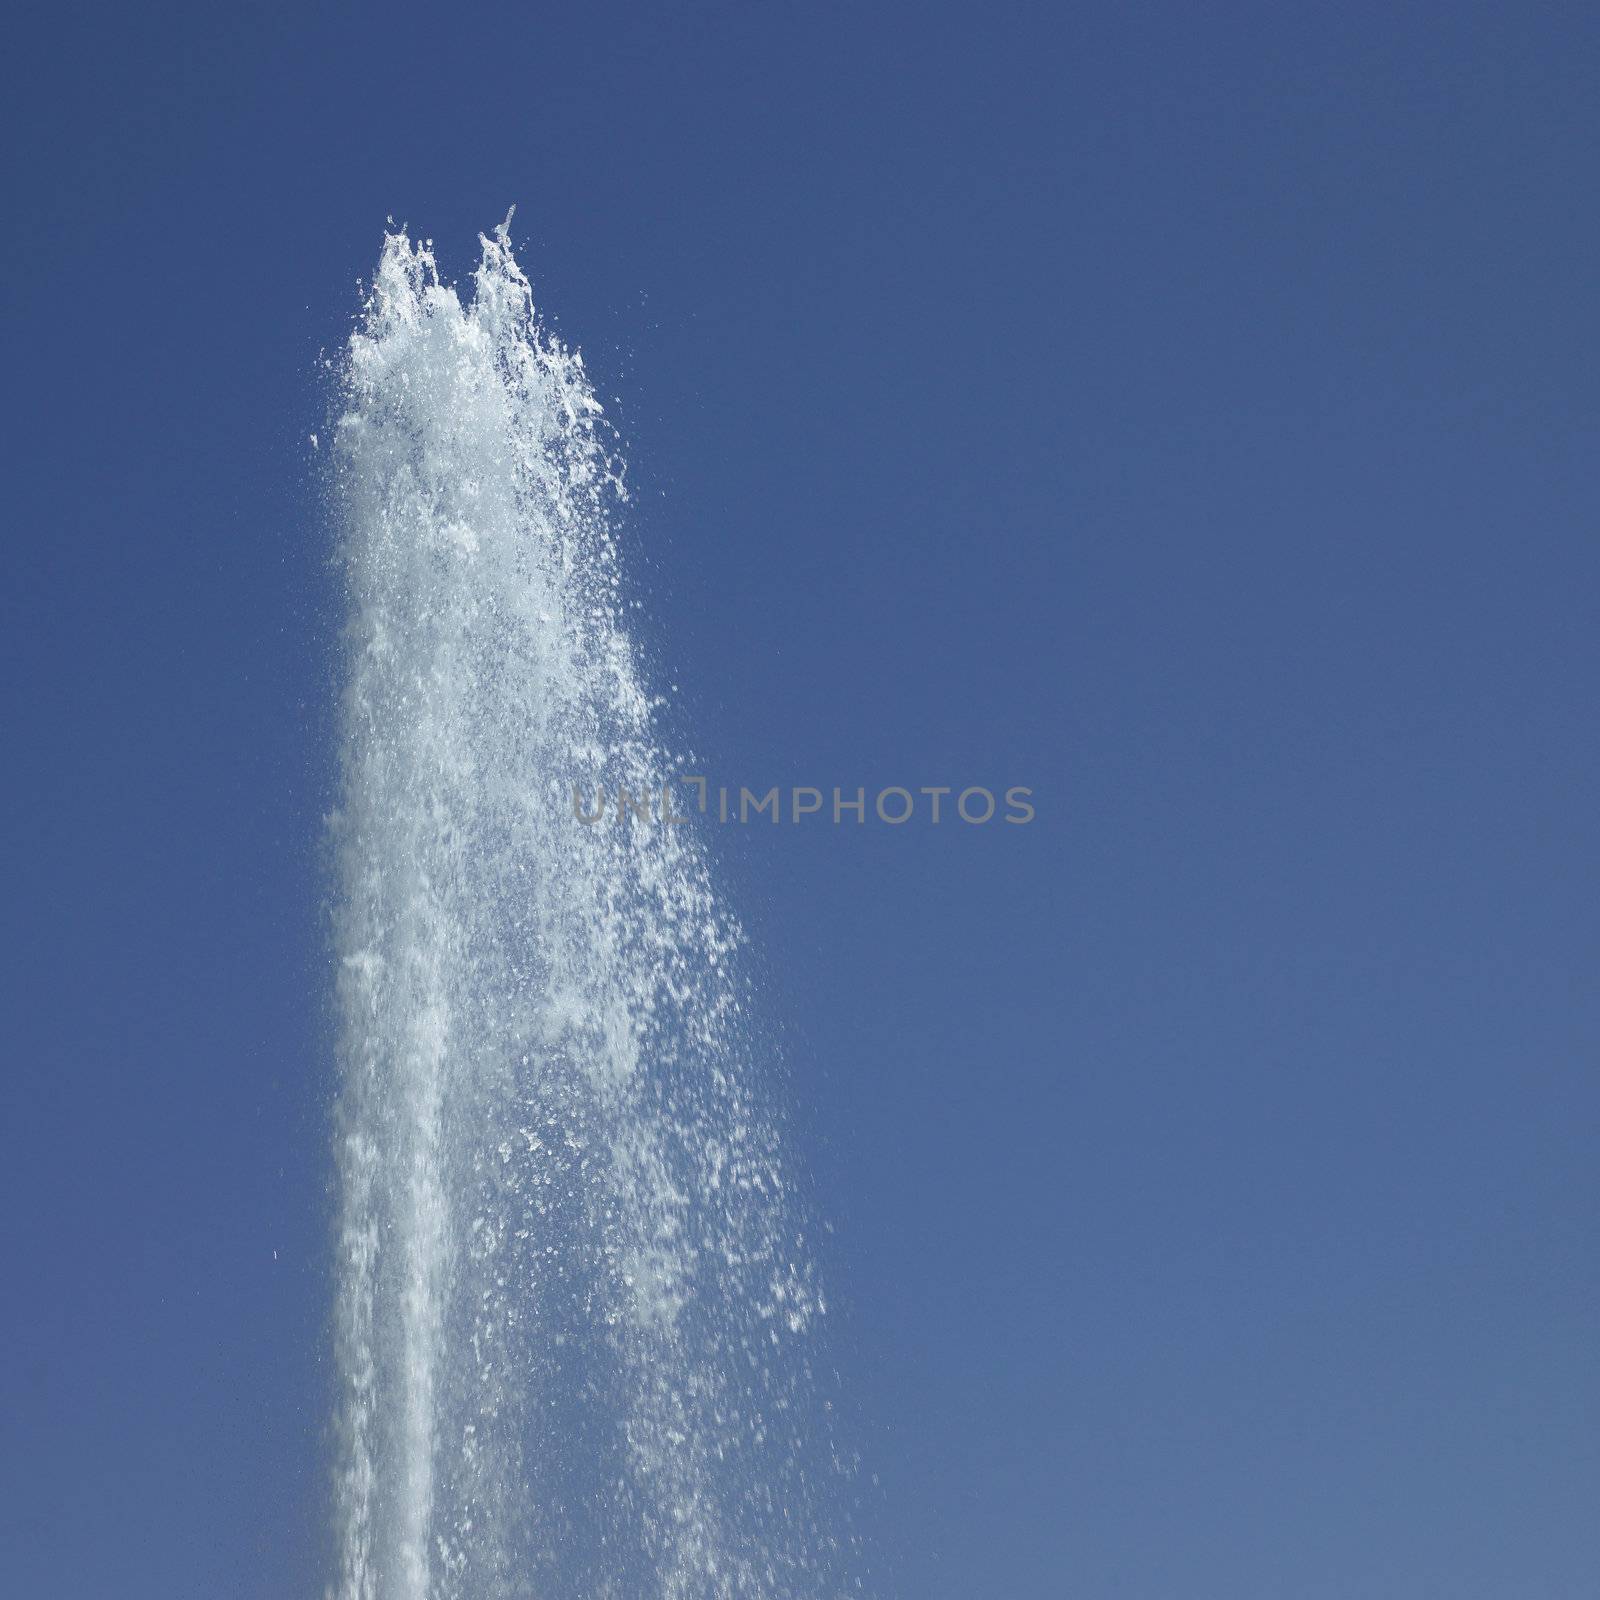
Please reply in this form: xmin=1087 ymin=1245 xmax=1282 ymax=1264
xmin=328 ymin=220 xmax=848 ymax=1599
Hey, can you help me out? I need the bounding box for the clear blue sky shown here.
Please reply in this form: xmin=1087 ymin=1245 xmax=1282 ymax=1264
xmin=4 ymin=3 xmax=1596 ymax=1595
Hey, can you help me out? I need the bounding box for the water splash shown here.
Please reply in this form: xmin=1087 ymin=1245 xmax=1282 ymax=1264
xmin=328 ymin=221 xmax=849 ymax=1599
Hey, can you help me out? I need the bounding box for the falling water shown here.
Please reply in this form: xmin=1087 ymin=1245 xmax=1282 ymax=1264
xmin=328 ymin=220 xmax=848 ymax=1599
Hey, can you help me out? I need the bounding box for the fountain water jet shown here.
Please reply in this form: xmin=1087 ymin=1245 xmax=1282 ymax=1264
xmin=328 ymin=221 xmax=845 ymax=1599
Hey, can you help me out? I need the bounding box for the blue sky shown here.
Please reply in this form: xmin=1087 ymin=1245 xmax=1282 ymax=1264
xmin=4 ymin=3 xmax=1597 ymax=1595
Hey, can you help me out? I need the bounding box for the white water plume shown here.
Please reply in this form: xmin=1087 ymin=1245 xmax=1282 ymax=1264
xmin=327 ymin=220 xmax=851 ymax=1599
